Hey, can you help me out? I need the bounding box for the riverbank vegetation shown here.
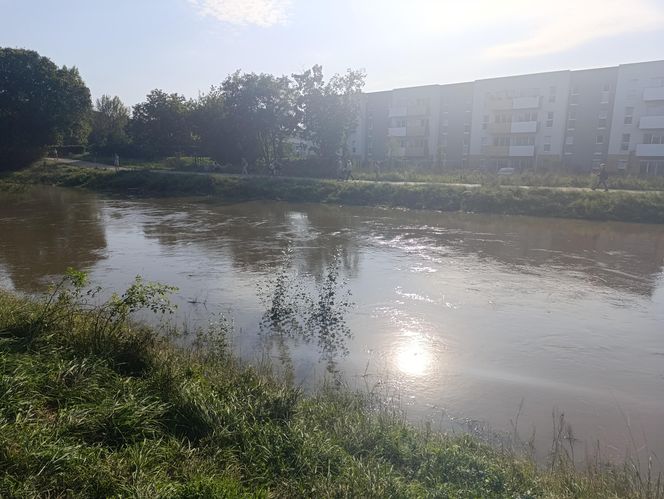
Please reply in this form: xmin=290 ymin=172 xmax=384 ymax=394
xmin=1 ymin=274 xmax=661 ymax=498
xmin=5 ymin=164 xmax=664 ymax=224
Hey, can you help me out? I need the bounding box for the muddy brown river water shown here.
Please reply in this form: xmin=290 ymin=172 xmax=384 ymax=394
xmin=1 ymin=186 xmax=663 ymax=466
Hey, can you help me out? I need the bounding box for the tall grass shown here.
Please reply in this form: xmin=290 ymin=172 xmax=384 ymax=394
xmin=0 ymin=273 xmax=662 ymax=497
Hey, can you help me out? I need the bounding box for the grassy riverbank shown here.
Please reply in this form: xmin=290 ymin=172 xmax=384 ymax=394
xmin=4 ymin=164 xmax=664 ymax=224
xmin=1 ymin=280 xmax=660 ymax=498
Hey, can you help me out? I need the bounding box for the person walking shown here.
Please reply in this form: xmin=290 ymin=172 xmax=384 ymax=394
xmin=241 ymin=157 xmax=249 ymax=175
xmin=113 ymin=152 xmax=120 ymax=172
xmin=593 ymin=164 xmax=609 ymax=192
xmin=345 ymin=159 xmax=354 ymax=181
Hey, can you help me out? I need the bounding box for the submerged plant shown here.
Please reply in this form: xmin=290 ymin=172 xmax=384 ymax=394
xmin=259 ymin=248 xmax=354 ymax=368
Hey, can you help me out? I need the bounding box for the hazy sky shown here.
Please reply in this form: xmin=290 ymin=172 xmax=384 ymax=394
xmin=2 ymin=0 xmax=663 ymax=106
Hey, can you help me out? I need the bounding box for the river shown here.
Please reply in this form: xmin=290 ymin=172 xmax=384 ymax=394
xmin=1 ymin=186 xmax=663 ymax=465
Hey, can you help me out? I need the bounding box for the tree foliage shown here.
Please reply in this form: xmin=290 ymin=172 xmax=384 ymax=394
xmin=129 ymin=90 xmax=193 ymax=158
xmin=0 ymin=48 xmax=91 ymax=170
xmin=194 ymin=72 xmax=299 ymax=166
xmin=88 ymin=95 xmax=130 ymax=154
xmin=292 ymin=65 xmax=366 ymax=164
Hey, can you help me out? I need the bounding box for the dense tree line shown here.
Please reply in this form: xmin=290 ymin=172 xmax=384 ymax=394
xmin=0 ymin=48 xmax=365 ymax=174
xmin=0 ymin=48 xmax=91 ymax=170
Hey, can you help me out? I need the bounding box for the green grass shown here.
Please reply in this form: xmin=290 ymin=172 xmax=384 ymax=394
xmin=352 ymin=168 xmax=664 ymax=192
xmin=1 ymin=277 xmax=661 ymax=498
xmin=5 ymin=164 xmax=664 ymax=224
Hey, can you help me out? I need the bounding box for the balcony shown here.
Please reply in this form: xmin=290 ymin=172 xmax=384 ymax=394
xmin=512 ymin=96 xmax=540 ymax=110
xmin=407 ymin=105 xmax=429 ymax=116
xmin=405 ymin=146 xmax=427 ymax=157
xmin=636 ymin=144 xmax=664 ymax=157
xmin=487 ymin=99 xmax=513 ymax=111
xmin=406 ymin=126 xmax=427 ymax=137
xmin=643 ymin=87 xmax=664 ymax=101
xmin=509 ymin=145 xmax=535 ymax=157
xmin=511 ymin=121 xmax=538 ymax=133
xmin=482 ymin=146 xmax=509 ymax=157
xmin=639 ymin=116 xmax=664 ymax=130
xmin=488 ymin=122 xmax=511 ymax=134
xmin=388 ymin=106 xmax=407 ymax=118
xmin=388 ymin=127 xmax=407 ymax=137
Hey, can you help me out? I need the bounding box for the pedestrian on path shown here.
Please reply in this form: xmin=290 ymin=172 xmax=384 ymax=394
xmin=593 ymin=164 xmax=609 ymax=192
xmin=113 ymin=153 xmax=120 ymax=172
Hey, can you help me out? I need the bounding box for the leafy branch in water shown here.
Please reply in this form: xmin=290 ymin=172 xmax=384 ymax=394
xmin=259 ymin=249 xmax=353 ymax=363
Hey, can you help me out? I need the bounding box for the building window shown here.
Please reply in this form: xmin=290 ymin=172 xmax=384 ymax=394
xmin=570 ymin=94 xmax=579 ymax=105
xmin=603 ymin=83 xmax=611 ymax=92
xmin=481 ymin=137 xmax=487 ymax=146
xmin=596 ymin=135 xmax=604 ymax=144
xmin=368 ymin=118 xmax=374 ymax=130
xmin=571 ymin=85 xmax=580 ymax=95
xmin=598 ymin=112 xmax=608 ymax=129
xmin=565 ymin=136 xmax=574 ymax=145
xmin=621 ymin=133 xmax=630 ymax=151
xmin=464 ymin=124 xmax=470 ymax=133
xmin=567 ymin=109 xmax=576 ymax=129
xmin=543 ymin=136 xmax=552 ymax=152
xmin=624 ymin=106 xmax=635 ymax=125
xmin=482 ymin=115 xmax=489 ymax=130
xmin=618 ymin=160 xmax=628 ymax=171
xmin=546 ymin=112 xmax=554 ymax=127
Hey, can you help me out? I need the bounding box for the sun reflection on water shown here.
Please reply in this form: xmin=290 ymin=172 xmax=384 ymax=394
xmin=394 ymin=331 xmax=435 ymax=377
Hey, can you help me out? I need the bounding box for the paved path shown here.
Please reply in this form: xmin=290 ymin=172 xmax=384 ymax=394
xmin=45 ymin=158 xmax=662 ymax=195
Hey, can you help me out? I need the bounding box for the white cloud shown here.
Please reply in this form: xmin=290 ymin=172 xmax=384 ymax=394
xmin=350 ymin=0 xmax=664 ymax=58
xmin=485 ymin=0 xmax=664 ymax=58
xmin=188 ymin=0 xmax=292 ymax=27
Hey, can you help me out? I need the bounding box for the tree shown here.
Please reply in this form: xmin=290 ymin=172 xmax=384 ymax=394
xmin=292 ymin=65 xmax=366 ymax=168
xmin=0 ymin=48 xmax=92 ymax=170
xmin=195 ymin=72 xmax=299 ymax=167
xmin=89 ymin=95 xmax=130 ymax=154
xmin=128 ymin=90 xmax=193 ymax=158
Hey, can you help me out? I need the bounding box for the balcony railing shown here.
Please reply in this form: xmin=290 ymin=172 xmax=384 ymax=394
xmin=639 ymin=116 xmax=664 ymax=130
xmin=406 ymin=126 xmax=427 ymax=137
xmin=388 ymin=127 xmax=407 ymax=137
xmin=643 ymin=87 xmax=664 ymax=101
xmin=388 ymin=106 xmax=407 ymax=118
xmin=511 ymin=121 xmax=538 ymax=134
xmin=482 ymin=146 xmax=510 ymax=157
xmin=512 ymin=96 xmax=541 ymax=110
xmin=636 ymin=144 xmax=664 ymax=157
xmin=488 ymin=122 xmax=511 ymax=134
xmin=509 ymin=145 xmax=535 ymax=157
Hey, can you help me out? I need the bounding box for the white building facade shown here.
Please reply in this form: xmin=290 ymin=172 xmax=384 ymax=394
xmin=352 ymin=60 xmax=664 ymax=176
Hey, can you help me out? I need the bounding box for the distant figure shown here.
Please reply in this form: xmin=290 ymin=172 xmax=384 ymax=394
xmin=344 ymin=159 xmax=354 ymax=181
xmin=268 ymin=160 xmax=280 ymax=176
xmin=113 ymin=153 xmax=120 ymax=172
xmin=241 ymin=157 xmax=249 ymax=175
xmin=53 ymin=148 xmax=58 ymax=160
xmin=373 ymin=160 xmax=381 ymax=181
xmin=336 ymin=157 xmax=344 ymax=180
xmin=593 ymin=164 xmax=609 ymax=192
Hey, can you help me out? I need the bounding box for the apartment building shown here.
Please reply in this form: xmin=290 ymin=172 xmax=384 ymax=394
xmin=563 ymin=66 xmax=618 ymax=171
xmin=608 ymin=61 xmax=664 ymax=176
xmin=384 ymin=85 xmax=441 ymax=166
xmin=352 ymin=60 xmax=664 ymax=176
xmin=439 ymin=83 xmax=474 ymax=169
xmin=468 ymin=70 xmax=570 ymax=171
